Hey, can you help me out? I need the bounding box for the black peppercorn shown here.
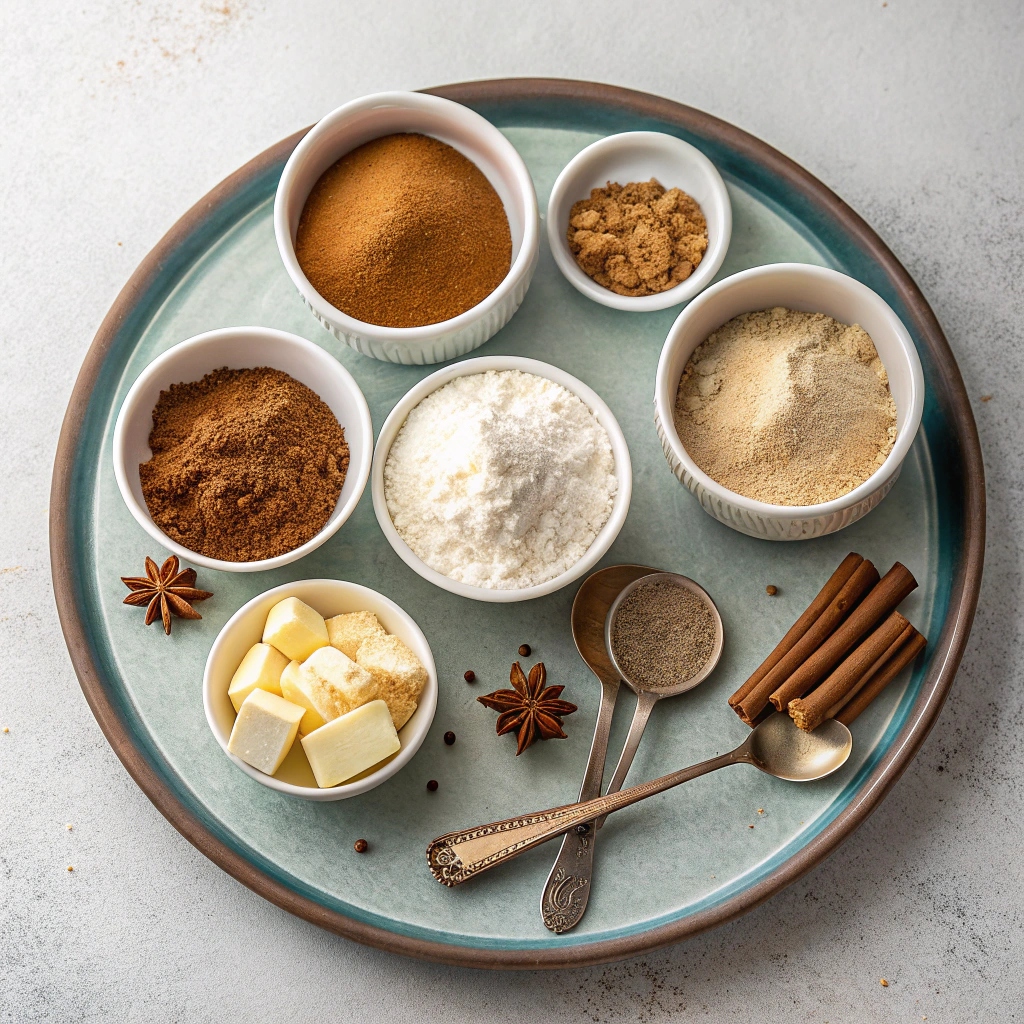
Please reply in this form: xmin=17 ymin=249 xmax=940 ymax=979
xmin=353 ymin=839 xmax=368 ymax=853
xmin=443 ymin=731 xmax=456 ymax=746
xmin=464 ymin=670 xmax=475 ymax=683
xmin=518 ymin=644 xmax=531 ymax=657
xmin=426 ymin=779 xmax=439 ymax=792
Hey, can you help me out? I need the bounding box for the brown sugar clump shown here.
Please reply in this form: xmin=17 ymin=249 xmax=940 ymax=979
xmin=567 ymin=179 xmax=708 ymax=296
xmin=294 ymin=133 xmax=512 ymax=328
xmin=139 ymin=367 xmax=349 ymax=562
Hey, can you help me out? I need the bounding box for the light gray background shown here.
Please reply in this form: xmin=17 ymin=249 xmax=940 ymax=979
xmin=1 ymin=1 xmax=1020 ymax=1020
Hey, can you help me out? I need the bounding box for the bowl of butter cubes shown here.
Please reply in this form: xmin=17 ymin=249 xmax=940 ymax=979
xmin=203 ymin=579 xmax=437 ymax=800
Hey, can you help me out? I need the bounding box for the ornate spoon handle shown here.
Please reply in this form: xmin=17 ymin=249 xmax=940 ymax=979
xmin=540 ymin=676 xmax=620 ymax=932
xmin=428 ymin=749 xmax=744 ymax=886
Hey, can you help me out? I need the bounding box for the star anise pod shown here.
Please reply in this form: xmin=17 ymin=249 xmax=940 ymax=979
xmin=121 ymin=555 xmax=213 ymax=635
xmin=477 ymin=661 xmax=578 ymax=755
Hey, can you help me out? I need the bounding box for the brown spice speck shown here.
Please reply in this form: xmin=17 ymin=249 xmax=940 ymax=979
xmin=426 ymin=779 xmax=439 ymax=792
xmin=981 ymin=395 xmax=992 ymax=402
xmin=880 ymin=978 xmax=889 ymax=987
xmin=67 ymin=865 xmax=74 ymax=872
xmin=518 ymin=644 xmax=531 ymax=657
xmin=766 ymin=585 xmax=778 ymax=596
xmin=463 ymin=670 xmax=475 ymax=683
xmin=353 ymin=839 xmax=368 ymax=853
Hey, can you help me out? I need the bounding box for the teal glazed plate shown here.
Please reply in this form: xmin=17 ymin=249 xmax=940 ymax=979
xmin=50 ymin=80 xmax=984 ymax=968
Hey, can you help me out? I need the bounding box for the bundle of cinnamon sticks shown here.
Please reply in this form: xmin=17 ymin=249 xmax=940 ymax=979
xmin=729 ymin=553 xmax=927 ymax=732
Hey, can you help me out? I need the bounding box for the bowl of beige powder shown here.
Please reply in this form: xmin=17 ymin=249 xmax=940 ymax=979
xmin=654 ymin=263 xmax=924 ymax=541
xmin=371 ymin=356 xmax=632 ymax=602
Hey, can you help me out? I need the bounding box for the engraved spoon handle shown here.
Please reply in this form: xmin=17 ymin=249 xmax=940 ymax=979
xmin=596 ymin=689 xmax=660 ymax=829
xmin=428 ymin=749 xmax=745 ymax=886
xmin=540 ymin=676 xmax=620 ymax=932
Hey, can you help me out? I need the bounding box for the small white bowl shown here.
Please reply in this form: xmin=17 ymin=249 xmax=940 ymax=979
xmin=654 ymin=263 xmax=925 ymax=540
xmin=274 ymin=91 xmax=540 ymax=365
xmin=113 ymin=327 xmax=373 ymax=572
xmin=203 ymin=579 xmax=437 ymax=801
xmin=371 ymin=356 xmax=633 ymax=603
xmin=547 ymin=131 xmax=732 ymax=312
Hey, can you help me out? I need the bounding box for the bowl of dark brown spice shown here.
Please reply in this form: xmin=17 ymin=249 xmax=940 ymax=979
xmin=547 ymin=131 xmax=732 ymax=312
xmin=113 ymin=327 xmax=373 ymax=571
xmin=274 ymin=91 xmax=540 ymax=365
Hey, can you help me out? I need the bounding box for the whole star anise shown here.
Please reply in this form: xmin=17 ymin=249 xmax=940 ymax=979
xmin=477 ymin=661 xmax=578 ymax=755
xmin=121 ymin=555 xmax=213 ymax=635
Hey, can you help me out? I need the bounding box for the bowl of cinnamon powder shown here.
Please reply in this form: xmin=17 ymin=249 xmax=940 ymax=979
xmin=654 ymin=263 xmax=925 ymax=541
xmin=274 ymin=92 xmax=539 ymax=365
xmin=113 ymin=327 xmax=373 ymax=571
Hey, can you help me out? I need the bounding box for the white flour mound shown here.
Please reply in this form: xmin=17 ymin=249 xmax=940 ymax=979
xmin=383 ymin=369 xmax=618 ymax=590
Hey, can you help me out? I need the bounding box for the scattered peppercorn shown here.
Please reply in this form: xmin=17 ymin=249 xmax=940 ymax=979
xmin=464 ymin=670 xmax=476 ymax=683
xmin=518 ymin=644 xmax=531 ymax=657
xmin=426 ymin=779 xmax=439 ymax=792
xmin=353 ymin=839 xmax=368 ymax=853
xmin=443 ymin=731 xmax=456 ymax=746
xmin=765 ymin=585 xmax=778 ymax=596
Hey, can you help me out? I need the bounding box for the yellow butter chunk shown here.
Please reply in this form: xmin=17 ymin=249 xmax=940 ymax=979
xmin=279 ymin=660 xmax=326 ymax=735
xmin=227 ymin=643 xmax=289 ymax=713
xmin=262 ymin=597 xmax=329 ymax=662
xmin=227 ymin=689 xmax=305 ymax=776
xmin=326 ymin=610 xmax=386 ymax=660
xmin=356 ymin=634 xmax=428 ymax=730
xmin=298 ymin=646 xmax=377 ymax=723
xmin=301 ymin=699 xmax=400 ymax=788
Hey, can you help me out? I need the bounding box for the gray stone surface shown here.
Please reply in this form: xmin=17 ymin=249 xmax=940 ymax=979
xmin=1 ymin=0 xmax=1020 ymax=1019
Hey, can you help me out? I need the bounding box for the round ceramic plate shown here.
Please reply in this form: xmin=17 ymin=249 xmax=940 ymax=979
xmin=50 ymin=79 xmax=984 ymax=969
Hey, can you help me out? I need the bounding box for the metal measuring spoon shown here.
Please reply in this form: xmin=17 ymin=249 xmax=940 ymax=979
xmin=600 ymin=573 xmax=725 ymax=822
xmin=539 ymin=564 xmax=659 ymax=934
xmin=427 ymin=714 xmax=853 ymax=887
xmin=540 ymin=570 xmax=723 ymax=933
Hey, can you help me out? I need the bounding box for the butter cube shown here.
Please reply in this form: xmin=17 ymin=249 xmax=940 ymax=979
xmin=356 ymin=634 xmax=428 ymax=730
xmin=299 ymin=645 xmax=377 ymax=723
xmin=326 ymin=610 xmax=387 ymax=660
xmin=262 ymin=597 xmax=329 ymax=662
xmin=227 ymin=689 xmax=305 ymax=776
xmin=301 ymin=699 xmax=400 ymax=788
xmin=227 ymin=643 xmax=289 ymax=713
xmin=279 ymin=660 xmax=326 ymax=735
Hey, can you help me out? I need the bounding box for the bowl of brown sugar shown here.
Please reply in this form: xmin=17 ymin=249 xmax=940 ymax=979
xmin=113 ymin=327 xmax=373 ymax=571
xmin=654 ymin=263 xmax=925 ymax=541
xmin=274 ymin=91 xmax=539 ymax=365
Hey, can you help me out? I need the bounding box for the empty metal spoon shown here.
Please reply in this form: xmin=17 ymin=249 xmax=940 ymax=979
xmin=427 ymin=714 xmax=853 ymax=887
xmin=539 ymin=564 xmax=659 ymax=934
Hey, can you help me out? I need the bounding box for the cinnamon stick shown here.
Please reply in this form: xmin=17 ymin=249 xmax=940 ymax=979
xmin=836 ymin=630 xmax=927 ymax=726
xmin=788 ymin=612 xmax=911 ymax=731
xmin=728 ymin=553 xmax=863 ymax=711
xmin=734 ymin=558 xmax=879 ymax=725
xmin=767 ymin=562 xmax=918 ymax=713
xmin=828 ymin=622 xmax=916 ymax=719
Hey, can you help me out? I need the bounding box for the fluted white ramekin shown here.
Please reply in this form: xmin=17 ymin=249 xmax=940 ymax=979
xmin=274 ymin=92 xmax=539 ymax=365
xmin=371 ymin=356 xmax=632 ymax=602
xmin=654 ymin=264 xmax=925 ymax=541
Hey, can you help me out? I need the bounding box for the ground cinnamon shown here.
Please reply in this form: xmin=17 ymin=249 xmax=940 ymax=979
xmin=139 ymin=367 xmax=349 ymax=562
xmin=295 ymin=133 xmax=512 ymax=328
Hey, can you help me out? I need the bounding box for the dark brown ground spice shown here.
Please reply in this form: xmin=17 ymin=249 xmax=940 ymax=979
xmin=139 ymin=367 xmax=349 ymax=562
xmin=294 ymin=133 xmax=512 ymax=328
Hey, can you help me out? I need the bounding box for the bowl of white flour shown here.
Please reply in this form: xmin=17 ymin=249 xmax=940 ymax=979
xmin=371 ymin=356 xmax=632 ymax=602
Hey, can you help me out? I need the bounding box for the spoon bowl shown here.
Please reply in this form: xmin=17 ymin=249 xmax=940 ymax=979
xmin=746 ymin=712 xmax=852 ymax=782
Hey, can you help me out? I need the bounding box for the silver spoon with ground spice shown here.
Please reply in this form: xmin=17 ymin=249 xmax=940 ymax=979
xmin=601 ymin=573 xmax=723 ymax=814
xmin=541 ymin=572 xmax=723 ymax=934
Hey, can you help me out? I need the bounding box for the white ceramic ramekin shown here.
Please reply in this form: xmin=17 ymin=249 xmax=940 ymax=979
xmin=203 ymin=579 xmax=437 ymax=801
xmin=112 ymin=327 xmax=372 ymax=572
xmin=547 ymin=131 xmax=732 ymax=312
xmin=654 ymin=263 xmax=925 ymax=540
xmin=274 ymin=91 xmax=540 ymax=365
xmin=371 ymin=355 xmax=633 ymax=603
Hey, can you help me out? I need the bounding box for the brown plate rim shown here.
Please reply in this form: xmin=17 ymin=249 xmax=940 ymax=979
xmin=49 ymin=78 xmax=985 ymax=970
